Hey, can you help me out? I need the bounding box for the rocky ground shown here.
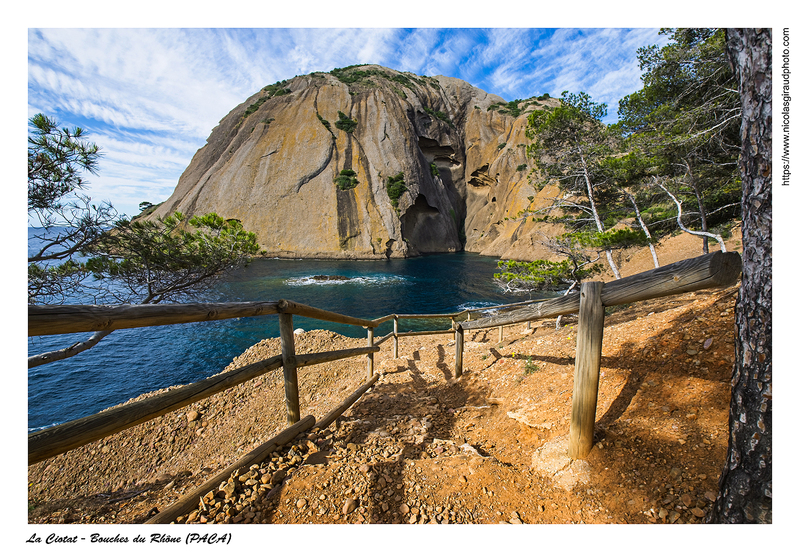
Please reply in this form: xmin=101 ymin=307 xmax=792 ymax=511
xmin=28 ymin=278 xmax=739 ymax=526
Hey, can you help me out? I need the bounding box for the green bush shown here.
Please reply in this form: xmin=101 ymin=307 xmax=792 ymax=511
xmin=498 ymin=142 xmax=507 ymax=150
xmin=330 ymin=65 xmax=374 ymax=84
xmin=494 ymin=258 xmax=601 ymax=293
xmin=391 ymin=85 xmax=407 ymax=99
xmin=488 ymin=99 xmax=525 ymax=117
xmin=523 ymin=356 xmax=541 ymax=375
xmin=262 ymin=80 xmax=291 ymax=98
xmin=243 ymin=97 xmax=267 ymax=118
xmin=430 ymin=162 xmax=439 ymax=177
xmin=505 ymin=100 xmax=522 ymax=117
xmin=386 ymin=173 xmax=407 ymax=207
xmin=517 ymin=164 xmax=528 ymax=172
xmin=335 ymin=111 xmax=358 ymax=133
xmin=335 ymin=168 xmax=358 ymax=190
xmin=573 ymin=228 xmax=650 ymax=249
xmin=389 ymin=74 xmax=415 ymax=88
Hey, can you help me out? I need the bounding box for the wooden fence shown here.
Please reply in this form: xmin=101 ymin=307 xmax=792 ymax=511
xmin=458 ymin=250 xmax=742 ymax=458
xmin=28 ymin=250 xmax=742 ymax=510
xmin=27 ymin=295 xmax=543 ymax=466
xmin=27 ymin=299 xmax=382 ymax=465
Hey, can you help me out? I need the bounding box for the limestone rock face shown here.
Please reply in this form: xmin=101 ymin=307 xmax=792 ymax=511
xmin=152 ymin=65 xmax=561 ymax=259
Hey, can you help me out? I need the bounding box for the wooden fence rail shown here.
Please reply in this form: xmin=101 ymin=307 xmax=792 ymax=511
xmin=28 ymin=343 xmax=381 ymax=465
xmin=458 ymin=251 xmax=742 ymax=459
xmin=28 ymin=298 xmax=383 ymax=465
xmin=27 ymin=295 xmax=540 ymax=465
xmin=28 ymin=301 xmax=281 ymax=336
xmin=28 ymin=251 xmax=740 ymax=469
xmin=461 ymin=251 xmax=742 ymax=331
xmin=144 ymin=415 xmax=316 ymax=525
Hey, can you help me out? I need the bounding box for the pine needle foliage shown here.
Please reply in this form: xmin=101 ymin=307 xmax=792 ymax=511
xmin=84 ymin=213 xmax=260 ymax=304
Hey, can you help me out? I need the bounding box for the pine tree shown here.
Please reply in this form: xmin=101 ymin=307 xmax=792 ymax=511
xmin=526 ymin=92 xmax=625 ymax=279
xmin=706 ymin=27 xmax=772 ymax=524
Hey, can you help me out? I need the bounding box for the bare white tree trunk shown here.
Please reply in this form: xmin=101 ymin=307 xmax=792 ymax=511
xmin=683 ymin=160 xmax=711 ymax=254
xmin=555 ymin=281 xmax=579 ymax=330
xmin=624 ymin=189 xmax=659 ymax=268
xmin=578 ymin=148 xmax=622 ymax=279
xmin=658 ymin=182 xmax=727 ymax=252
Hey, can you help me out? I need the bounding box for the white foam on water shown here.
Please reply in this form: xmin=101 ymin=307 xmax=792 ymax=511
xmin=285 ymin=274 xmax=408 ymax=287
xmin=456 ymin=301 xmax=502 ymax=314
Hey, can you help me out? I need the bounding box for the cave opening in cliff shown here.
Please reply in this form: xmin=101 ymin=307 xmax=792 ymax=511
xmin=401 ymin=193 xmax=460 ymax=254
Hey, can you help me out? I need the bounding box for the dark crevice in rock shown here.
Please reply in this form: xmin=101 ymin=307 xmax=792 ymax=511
xmin=468 ymin=164 xmax=495 ymax=187
xmin=292 ymin=138 xmax=335 ymax=194
xmin=418 ymin=137 xmax=456 ymax=164
xmin=401 ymin=193 xmax=457 ymax=253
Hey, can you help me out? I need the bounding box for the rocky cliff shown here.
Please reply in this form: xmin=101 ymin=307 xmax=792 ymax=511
xmin=152 ymin=65 xmax=563 ymax=259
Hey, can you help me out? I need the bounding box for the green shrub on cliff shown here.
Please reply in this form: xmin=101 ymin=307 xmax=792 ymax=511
xmin=386 ymin=173 xmax=407 ymax=207
xmin=423 ymin=106 xmax=453 ymax=127
xmin=335 ymin=111 xmax=358 ymax=133
xmin=262 ymin=80 xmax=291 ymax=98
xmin=330 ymin=65 xmax=373 ymax=84
xmin=335 ymin=169 xmax=358 ymax=190
xmin=243 ymin=97 xmax=267 ymax=118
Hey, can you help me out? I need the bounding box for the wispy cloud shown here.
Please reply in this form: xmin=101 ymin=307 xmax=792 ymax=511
xmin=28 ymin=27 xmax=668 ymax=218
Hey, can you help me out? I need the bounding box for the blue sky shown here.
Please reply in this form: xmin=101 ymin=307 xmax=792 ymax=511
xmin=26 ymin=25 xmax=674 ymax=219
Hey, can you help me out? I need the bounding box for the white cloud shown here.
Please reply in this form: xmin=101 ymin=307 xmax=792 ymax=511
xmin=28 ymin=27 xmax=671 ymax=217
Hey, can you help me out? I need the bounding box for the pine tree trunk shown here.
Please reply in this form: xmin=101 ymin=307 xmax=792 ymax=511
xmin=707 ymin=27 xmax=772 ymax=524
xmin=684 ymin=160 xmax=710 ymax=254
xmin=624 ymin=190 xmax=659 ymax=268
xmin=659 ymin=183 xmax=727 ymax=252
xmin=579 ymin=148 xmax=622 ymax=279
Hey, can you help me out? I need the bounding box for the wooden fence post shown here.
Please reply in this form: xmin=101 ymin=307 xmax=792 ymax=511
xmin=278 ymin=313 xmax=301 ymax=425
xmin=568 ymin=282 xmax=605 ymax=459
xmin=367 ymin=327 xmax=375 ymax=378
xmin=455 ymin=325 xmax=464 ymax=378
xmin=393 ymin=316 xmax=399 ymax=359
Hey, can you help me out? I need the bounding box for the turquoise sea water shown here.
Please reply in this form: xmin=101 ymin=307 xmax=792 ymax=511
xmin=28 ymin=251 xmax=539 ymax=432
